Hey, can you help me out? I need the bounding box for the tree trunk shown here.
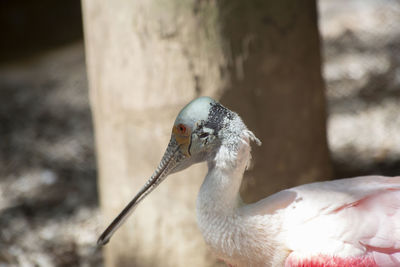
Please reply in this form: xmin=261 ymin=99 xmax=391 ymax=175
xmin=216 ymin=0 xmax=332 ymax=202
xmin=81 ymin=0 xmax=331 ymax=266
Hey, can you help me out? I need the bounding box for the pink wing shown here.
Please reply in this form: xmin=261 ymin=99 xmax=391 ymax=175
xmin=355 ymin=188 xmax=400 ymax=266
xmin=279 ymin=176 xmax=400 ymax=267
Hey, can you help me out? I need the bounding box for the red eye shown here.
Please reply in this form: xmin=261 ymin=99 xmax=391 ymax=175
xmin=178 ymin=124 xmax=186 ymax=134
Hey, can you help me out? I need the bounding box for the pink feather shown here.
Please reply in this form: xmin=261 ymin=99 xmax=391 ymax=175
xmin=279 ymin=176 xmax=400 ymax=267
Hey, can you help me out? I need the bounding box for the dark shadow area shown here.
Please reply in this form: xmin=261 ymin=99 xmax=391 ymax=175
xmin=333 ymin=157 xmax=400 ymax=179
xmin=0 ymin=0 xmax=83 ymax=62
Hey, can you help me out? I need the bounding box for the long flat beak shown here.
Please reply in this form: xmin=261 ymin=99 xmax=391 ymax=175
xmin=97 ymin=139 xmax=183 ymax=246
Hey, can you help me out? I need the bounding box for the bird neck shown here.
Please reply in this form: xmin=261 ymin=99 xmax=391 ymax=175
xmin=198 ymin=134 xmax=251 ymax=214
xmin=196 ymin=130 xmax=254 ymax=261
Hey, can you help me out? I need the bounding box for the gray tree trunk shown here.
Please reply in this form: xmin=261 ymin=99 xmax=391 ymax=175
xmin=82 ymin=0 xmax=331 ymax=266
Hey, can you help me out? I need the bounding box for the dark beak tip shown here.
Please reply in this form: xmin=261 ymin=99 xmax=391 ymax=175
xmin=97 ymin=235 xmax=110 ymax=247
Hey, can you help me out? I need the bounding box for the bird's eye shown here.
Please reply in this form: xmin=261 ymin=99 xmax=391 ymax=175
xmin=199 ymin=132 xmax=209 ymax=138
xmin=177 ymin=124 xmax=187 ymax=134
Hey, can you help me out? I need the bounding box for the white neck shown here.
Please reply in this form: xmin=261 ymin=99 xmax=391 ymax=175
xmin=195 ymin=120 xmax=284 ymax=266
xmin=198 ymin=140 xmax=249 ymax=214
xmin=196 ymin=130 xmax=256 ymax=262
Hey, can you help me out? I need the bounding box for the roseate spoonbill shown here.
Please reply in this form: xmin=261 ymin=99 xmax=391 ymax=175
xmin=97 ymin=96 xmax=400 ymax=267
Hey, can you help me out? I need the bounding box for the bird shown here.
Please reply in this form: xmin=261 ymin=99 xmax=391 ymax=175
xmin=97 ymin=96 xmax=400 ymax=267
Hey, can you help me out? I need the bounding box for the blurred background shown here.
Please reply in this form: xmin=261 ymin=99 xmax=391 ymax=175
xmin=0 ymin=0 xmax=399 ymax=266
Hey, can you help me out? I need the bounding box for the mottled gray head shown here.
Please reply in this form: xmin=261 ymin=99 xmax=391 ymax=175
xmin=172 ymin=96 xmax=236 ymax=169
xmin=97 ymin=97 xmax=239 ymax=245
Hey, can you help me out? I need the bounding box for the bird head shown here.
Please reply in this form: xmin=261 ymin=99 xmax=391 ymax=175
xmin=169 ymin=96 xmax=232 ymax=171
xmin=97 ymin=96 xmax=259 ymax=245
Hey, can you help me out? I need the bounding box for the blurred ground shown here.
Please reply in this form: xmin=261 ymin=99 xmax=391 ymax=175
xmin=0 ymin=0 xmax=399 ymax=266
xmin=0 ymin=43 xmax=102 ymax=266
xmin=320 ymin=0 xmax=400 ymax=177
